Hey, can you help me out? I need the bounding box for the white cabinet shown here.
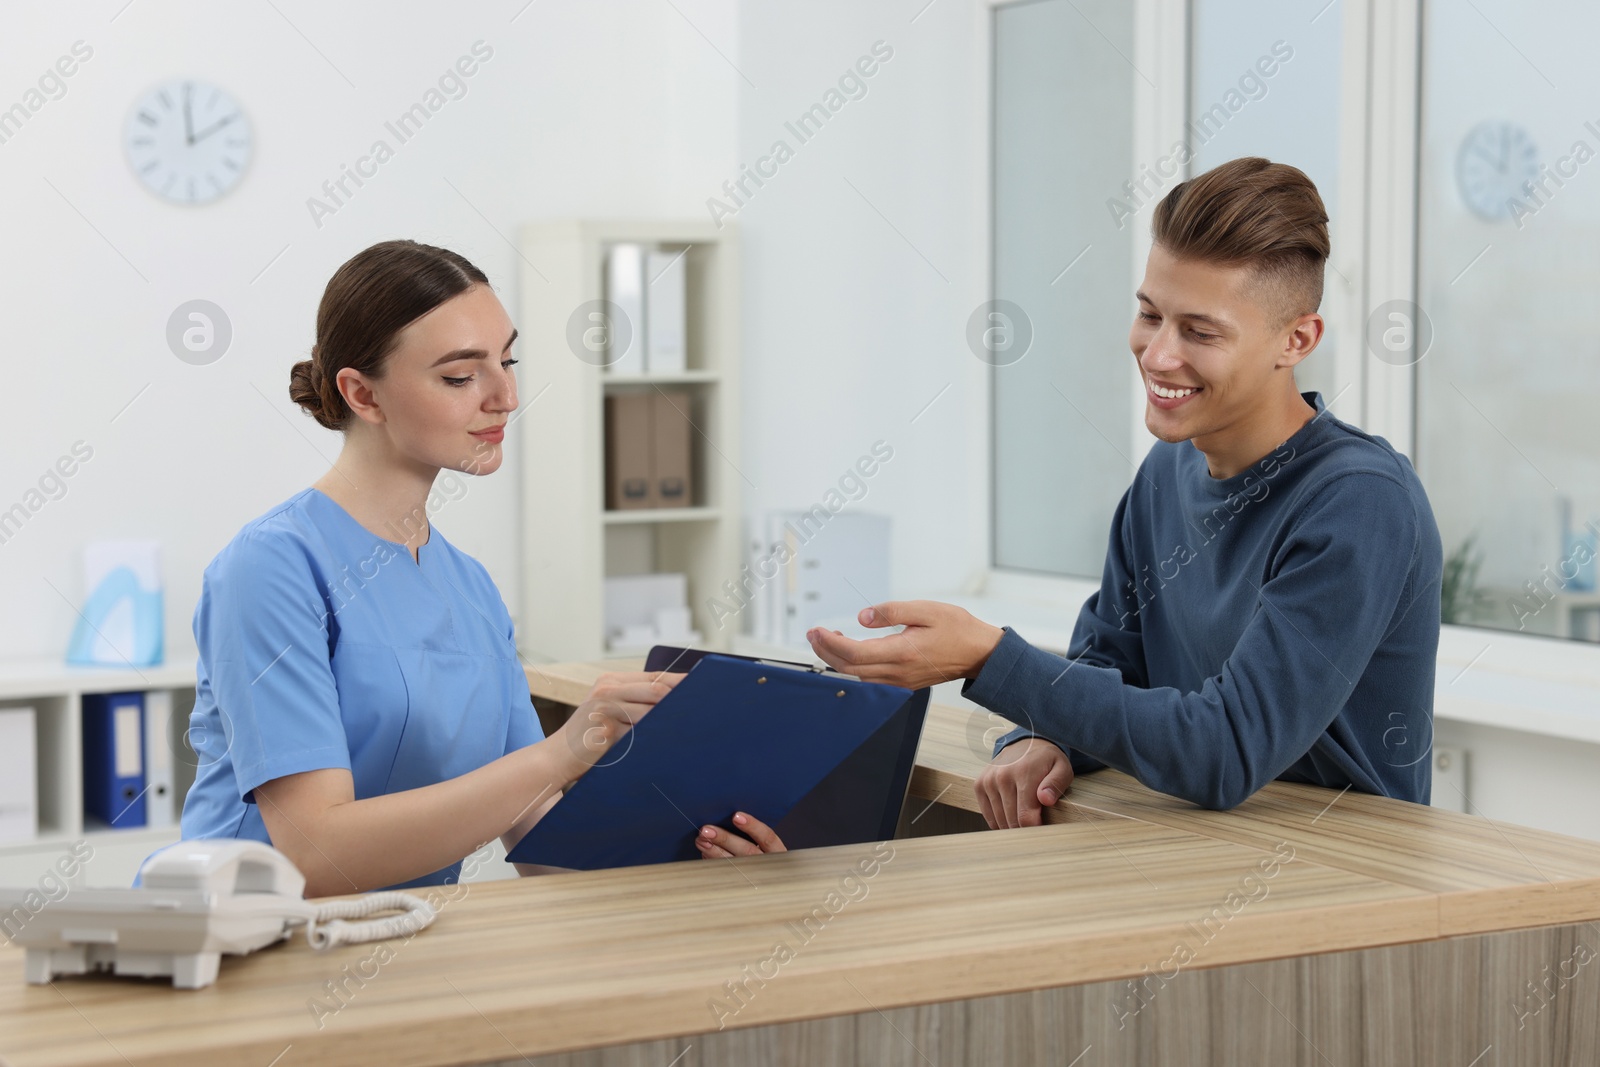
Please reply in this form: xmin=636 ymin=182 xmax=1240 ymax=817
xmin=0 ymin=660 xmax=195 ymax=888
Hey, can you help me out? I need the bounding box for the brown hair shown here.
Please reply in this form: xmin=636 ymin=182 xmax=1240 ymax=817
xmin=289 ymin=239 xmax=490 ymax=431
xmin=1150 ymin=157 xmax=1329 ymax=326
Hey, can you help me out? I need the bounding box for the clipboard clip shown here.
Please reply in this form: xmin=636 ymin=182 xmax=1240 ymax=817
xmin=647 ymin=644 xmax=843 ymax=679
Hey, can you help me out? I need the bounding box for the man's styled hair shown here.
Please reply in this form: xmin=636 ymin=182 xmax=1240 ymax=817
xmin=1151 ymin=157 xmax=1330 ymax=327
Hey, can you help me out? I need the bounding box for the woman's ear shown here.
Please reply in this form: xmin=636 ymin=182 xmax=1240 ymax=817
xmin=337 ymin=368 xmax=385 ymax=425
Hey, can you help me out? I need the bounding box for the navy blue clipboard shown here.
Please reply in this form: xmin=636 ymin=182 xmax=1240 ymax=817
xmin=507 ymin=649 xmax=930 ymax=870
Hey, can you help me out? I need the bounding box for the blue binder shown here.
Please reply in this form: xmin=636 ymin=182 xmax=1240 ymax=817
xmin=509 ymin=649 xmax=930 ymax=870
xmin=82 ymin=692 xmax=147 ymax=829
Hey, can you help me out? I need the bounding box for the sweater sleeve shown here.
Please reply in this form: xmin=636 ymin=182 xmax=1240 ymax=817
xmin=987 ymin=489 xmax=1148 ymax=774
xmin=970 ymin=471 xmax=1422 ymax=809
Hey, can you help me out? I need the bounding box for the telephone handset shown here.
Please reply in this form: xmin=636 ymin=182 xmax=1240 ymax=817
xmin=3 ymin=839 xmax=436 ymax=989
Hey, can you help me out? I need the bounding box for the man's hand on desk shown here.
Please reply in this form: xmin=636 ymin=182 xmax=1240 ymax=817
xmin=975 ymin=738 xmax=1074 ymax=829
xmin=697 ymin=811 xmax=787 ymax=859
xmin=804 ymin=600 xmax=1005 ymax=690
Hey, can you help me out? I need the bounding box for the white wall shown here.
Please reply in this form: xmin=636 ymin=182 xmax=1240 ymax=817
xmin=0 ymin=0 xmax=992 ymax=664
xmin=0 ymin=0 xmax=740 ymax=660
xmin=734 ymin=1 xmax=991 ymax=608
xmin=1434 ymin=719 xmax=1600 ymax=842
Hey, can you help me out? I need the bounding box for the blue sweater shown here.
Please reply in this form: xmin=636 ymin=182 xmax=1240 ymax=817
xmin=972 ymin=393 xmax=1443 ymax=809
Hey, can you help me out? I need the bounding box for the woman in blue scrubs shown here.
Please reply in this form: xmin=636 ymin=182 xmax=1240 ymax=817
xmin=179 ymin=240 xmax=779 ymax=895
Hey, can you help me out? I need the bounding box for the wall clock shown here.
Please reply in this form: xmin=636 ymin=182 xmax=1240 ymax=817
xmin=1455 ymin=120 xmax=1537 ymax=222
xmin=125 ymin=80 xmax=251 ymax=205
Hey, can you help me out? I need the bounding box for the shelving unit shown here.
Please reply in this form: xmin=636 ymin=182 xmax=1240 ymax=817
xmin=517 ymin=220 xmax=742 ymax=663
xmin=601 ymin=370 xmax=720 ymax=386
xmin=0 ymin=659 xmax=197 ymax=887
xmin=602 ymin=507 xmax=724 ymax=526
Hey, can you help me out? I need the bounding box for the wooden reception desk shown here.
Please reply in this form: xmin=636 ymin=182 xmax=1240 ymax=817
xmin=4 ymin=658 xmax=1600 ymax=1066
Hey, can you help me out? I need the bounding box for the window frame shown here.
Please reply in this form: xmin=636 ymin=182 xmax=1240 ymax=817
xmin=982 ymin=0 xmax=1600 ymax=705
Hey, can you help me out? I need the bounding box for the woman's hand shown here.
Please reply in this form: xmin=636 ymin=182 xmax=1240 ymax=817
xmin=583 ymin=670 xmax=685 ymax=709
xmin=553 ymin=671 xmax=683 ymax=781
xmin=696 ymin=811 xmax=787 ymax=859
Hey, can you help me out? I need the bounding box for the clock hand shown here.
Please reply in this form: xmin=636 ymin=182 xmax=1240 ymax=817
xmin=1469 ymin=144 xmax=1502 ymax=169
xmin=190 ymin=113 xmax=240 ymax=144
xmin=183 ymin=84 xmax=194 ymax=146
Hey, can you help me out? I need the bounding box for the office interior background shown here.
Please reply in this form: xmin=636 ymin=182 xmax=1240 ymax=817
xmin=0 ymin=0 xmax=1596 ymax=890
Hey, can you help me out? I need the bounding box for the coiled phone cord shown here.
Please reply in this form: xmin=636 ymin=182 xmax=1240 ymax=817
xmin=304 ymin=891 xmax=437 ymax=950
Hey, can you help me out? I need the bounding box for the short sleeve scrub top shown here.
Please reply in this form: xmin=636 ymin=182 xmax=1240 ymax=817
xmin=173 ymin=487 xmax=543 ymax=888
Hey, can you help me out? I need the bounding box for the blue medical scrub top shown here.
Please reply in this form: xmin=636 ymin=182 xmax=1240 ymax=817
xmin=171 ymin=487 xmax=544 ymax=888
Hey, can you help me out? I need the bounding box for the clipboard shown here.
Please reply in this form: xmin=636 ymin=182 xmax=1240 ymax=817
xmin=507 ymin=647 xmax=930 ymax=870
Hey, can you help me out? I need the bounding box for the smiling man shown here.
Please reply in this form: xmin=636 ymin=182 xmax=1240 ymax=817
xmin=807 ymin=157 xmax=1443 ymax=826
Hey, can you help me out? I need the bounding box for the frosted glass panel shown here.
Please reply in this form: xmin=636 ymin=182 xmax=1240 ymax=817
xmin=991 ymin=0 xmax=1136 ymax=577
xmin=1415 ymin=0 xmax=1600 ymax=643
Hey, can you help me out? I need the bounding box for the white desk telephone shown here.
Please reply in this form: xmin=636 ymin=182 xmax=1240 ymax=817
xmin=2 ymin=840 xmax=436 ymax=989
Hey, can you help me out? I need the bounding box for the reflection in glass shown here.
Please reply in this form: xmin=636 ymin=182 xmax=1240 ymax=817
xmin=1416 ymin=0 xmax=1600 ymax=642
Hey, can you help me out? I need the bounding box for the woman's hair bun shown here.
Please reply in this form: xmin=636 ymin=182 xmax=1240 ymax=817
xmin=288 ymin=358 xmax=340 ymax=431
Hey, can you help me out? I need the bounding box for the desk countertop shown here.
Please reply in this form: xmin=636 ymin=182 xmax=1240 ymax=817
xmin=4 ymin=659 xmax=1598 ymax=1067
